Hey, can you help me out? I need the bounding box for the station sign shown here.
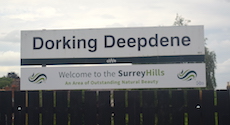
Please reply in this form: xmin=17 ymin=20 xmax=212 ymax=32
xmin=21 ymin=26 xmax=204 ymax=63
xmin=21 ymin=63 xmax=206 ymax=90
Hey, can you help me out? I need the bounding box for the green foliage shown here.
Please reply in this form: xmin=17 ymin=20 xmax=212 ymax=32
xmin=173 ymin=13 xmax=191 ymax=26
xmin=0 ymin=72 xmax=19 ymax=89
xmin=0 ymin=77 xmax=13 ymax=89
xmin=205 ymin=47 xmax=217 ymax=88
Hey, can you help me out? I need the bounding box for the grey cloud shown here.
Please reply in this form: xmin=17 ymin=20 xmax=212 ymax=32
xmin=127 ymin=22 xmax=143 ymax=27
xmin=0 ymin=51 xmax=20 ymax=66
xmin=101 ymin=14 xmax=115 ymax=19
xmin=105 ymin=23 xmax=125 ymax=28
xmin=0 ymin=30 xmax=20 ymax=43
xmin=0 ymin=61 xmax=20 ymax=66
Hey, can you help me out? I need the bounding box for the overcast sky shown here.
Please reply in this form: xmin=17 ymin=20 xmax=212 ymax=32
xmin=0 ymin=0 xmax=230 ymax=89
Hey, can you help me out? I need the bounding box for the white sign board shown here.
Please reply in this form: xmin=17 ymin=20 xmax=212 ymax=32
xmin=21 ymin=63 xmax=206 ymax=90
xmin=21 ymin=26 xmax=204 ymax=59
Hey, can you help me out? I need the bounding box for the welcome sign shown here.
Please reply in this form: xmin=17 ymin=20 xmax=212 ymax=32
xmin=21 ymin=63 xmax=206 ymax=90
xmin=21 ymin=26 xmax=204 ymax=65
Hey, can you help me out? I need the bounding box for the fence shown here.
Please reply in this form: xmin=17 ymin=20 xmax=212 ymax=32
xmin=0 ymin=90 xmax=229 ymax=125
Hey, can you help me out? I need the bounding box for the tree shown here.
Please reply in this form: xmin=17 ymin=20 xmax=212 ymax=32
xmin=7 ymin=72 xmax=19 ymax=79
xmin=173 ymin=14 xmax=217 ymax=89
xmin=205 ymin=46 xmax=217 ymax=88
xmin=173 ymin=14 xmax=191 ymax=26
xmin=0 ymin=72 xmax=19 ymax=89
xmin=0 ymin=77 xmax=12 ymax=89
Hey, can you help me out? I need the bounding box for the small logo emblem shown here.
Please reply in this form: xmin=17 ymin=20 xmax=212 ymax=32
xmin=28 ymin=73 xmax=47 ymax=84
xmin=177 ymin=70 xmax=197 ymax=81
